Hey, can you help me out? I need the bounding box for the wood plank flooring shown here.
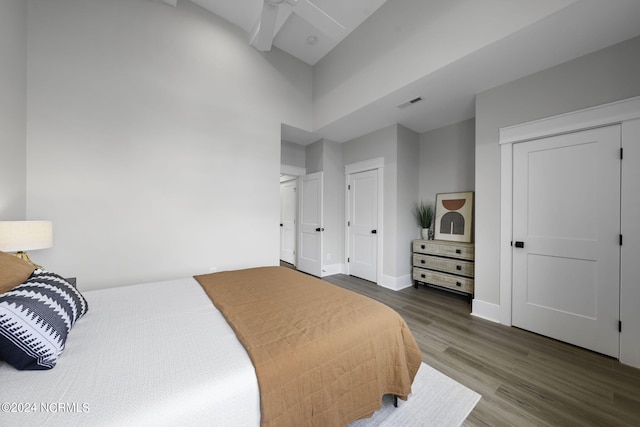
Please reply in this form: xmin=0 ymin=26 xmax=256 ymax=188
xmin=285 ymin=265 xmax=640 ymax=426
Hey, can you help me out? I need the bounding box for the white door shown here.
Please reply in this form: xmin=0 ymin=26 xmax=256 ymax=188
xmin=512 ymin=125 xmax=621 ymax=358
xmin=280 ymin=179 xmax=296 ymax=265
xmin=348 ymin=169 xmax=378 ymax=283
xmin=297 ymin=172 xmax=323 ymax=277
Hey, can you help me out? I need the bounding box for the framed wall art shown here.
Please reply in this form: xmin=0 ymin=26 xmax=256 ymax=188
xmin=434 ymin=191 xmax=474 ymax=242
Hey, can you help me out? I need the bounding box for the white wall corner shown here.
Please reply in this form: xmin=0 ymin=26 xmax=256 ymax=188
xmin=471 ymin=299 xmax=501 ymax=323
xmin=379 ymin=274 xmax=412 ymax=291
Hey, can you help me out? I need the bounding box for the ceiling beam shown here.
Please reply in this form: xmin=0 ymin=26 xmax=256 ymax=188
xmin=250 ymin=4 xmax=293 ymax=50
xmin=250 ymin=2 xmax=284 ymax=52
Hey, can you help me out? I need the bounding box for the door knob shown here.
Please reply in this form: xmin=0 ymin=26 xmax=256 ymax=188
xmin=514 ymin=241 xmax=525 ymax=248
xmin=315 ymin=227 xmax=325 ymax=232
xmin=371 ymin=230 xmax=377 ymax=234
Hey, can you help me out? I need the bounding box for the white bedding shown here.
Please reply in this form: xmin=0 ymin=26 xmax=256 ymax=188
xmin=0 ymin=278 xmax=260 ymax=427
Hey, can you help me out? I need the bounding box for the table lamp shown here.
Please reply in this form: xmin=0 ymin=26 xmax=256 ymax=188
xmin=0 ymin=221 xmax=53 ymax=269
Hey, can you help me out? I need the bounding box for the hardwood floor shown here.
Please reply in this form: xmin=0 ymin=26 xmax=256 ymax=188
xmin=295 ymin=267 xmax=640 ymax=426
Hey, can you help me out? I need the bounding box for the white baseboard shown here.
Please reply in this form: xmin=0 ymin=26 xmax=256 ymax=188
xmin=471 ymin=299 xmax=501 ymax=323
xmin=379 ymin=274 xmax=413 ymax=291
xmin=321 ymin=263 xmax=345 ymax=277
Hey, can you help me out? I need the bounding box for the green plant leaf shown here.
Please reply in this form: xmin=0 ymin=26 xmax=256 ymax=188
xmin=413 ymin=201 xmax=434 ymax=228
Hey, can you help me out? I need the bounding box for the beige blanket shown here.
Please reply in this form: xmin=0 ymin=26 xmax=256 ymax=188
xmin=194 ymin=267 xmax=422 ymax=426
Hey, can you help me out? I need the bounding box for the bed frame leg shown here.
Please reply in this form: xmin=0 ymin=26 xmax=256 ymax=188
xmin=393 ymin=394 xmax=398 ymax=408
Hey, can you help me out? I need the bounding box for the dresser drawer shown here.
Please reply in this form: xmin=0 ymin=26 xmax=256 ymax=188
xmin=413 ymin=254 xmax=474 ymax=277
xmin=412 ymin=267 xmax=474 ymax=294
xmin=412 ymin=240 xmax=474 ymax=260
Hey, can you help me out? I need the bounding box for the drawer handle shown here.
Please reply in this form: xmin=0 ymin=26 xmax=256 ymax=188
xmin=421 ymin=274 xmax=426 ymax=279
xmin=455 ymin=249 xmax=462 ymax=254
xmin=456 ymin=282 xmax=462 ymax=287
xmin=456 ymin=265 xmax=462 ymax=271
xmin=420 ymin=260 xmax=425 ymax=264
xmin=421 ymin=245 xmax=425 ymax=250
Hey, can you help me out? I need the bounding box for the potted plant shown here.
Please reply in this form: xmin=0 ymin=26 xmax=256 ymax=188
xmin=413 ymin=201 xmax=434 ymax=240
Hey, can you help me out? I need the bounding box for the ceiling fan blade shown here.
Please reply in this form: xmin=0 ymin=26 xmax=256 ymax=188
xmin=250 ymin=1 xmax=280 ymax=51
xmin=294 ymin=0 xmax=345 ymax=41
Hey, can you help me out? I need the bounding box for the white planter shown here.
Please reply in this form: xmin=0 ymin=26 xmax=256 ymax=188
xmin=421 ymin=228 xmax=430 ymax=240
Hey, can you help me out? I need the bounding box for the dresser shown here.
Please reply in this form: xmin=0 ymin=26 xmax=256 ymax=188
xmin=412 ymin=239 xmax=474 ymax=301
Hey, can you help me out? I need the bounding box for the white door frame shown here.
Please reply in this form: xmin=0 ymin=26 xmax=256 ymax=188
xmin=498 ymin=96 xmax=640 ymax=367
xmin=344 ymin=157 xmax=384 ymax=284
xmin=279 ymin=178 xmax=297 ymax=265
xmin=280 ymin=164 xmax=306 ymax=266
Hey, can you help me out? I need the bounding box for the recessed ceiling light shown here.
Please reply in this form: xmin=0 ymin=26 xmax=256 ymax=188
xmin=306 ymin=35 xmax=318 ymax=46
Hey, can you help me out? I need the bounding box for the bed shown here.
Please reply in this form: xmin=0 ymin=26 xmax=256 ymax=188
xmin=0 ymin=260 xmax=421 ymax=426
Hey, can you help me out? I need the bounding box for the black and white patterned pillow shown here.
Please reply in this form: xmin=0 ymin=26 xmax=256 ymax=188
xmin=0 ymin=270 xmax=88 ymax=370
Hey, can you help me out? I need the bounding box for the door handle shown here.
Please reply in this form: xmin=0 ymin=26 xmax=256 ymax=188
xmin=371 ymin=230 xmax=377 ymax=234
xmin=280 ymin=224 xmax=283 ymax=227
xmin=514 ymin=241 xmax=525 ymax=248
xmin=315 ymin=227 xmax=325 ymax=232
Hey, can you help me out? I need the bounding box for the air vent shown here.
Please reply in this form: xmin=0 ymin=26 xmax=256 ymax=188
xmin=397 ymin=96 xmax=423 ymax=109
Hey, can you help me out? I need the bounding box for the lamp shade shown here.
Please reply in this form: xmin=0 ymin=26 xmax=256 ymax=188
xmin=0 ymin=221 xmax=53 ymax=252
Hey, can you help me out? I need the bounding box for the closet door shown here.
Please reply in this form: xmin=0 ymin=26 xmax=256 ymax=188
xmin=297 ymin=172 xmax=323 ymax=277
xmin=347 ymin=169 xmax=378 ymax=283
xmin=512 ymin=125 xmax=621 ymax=358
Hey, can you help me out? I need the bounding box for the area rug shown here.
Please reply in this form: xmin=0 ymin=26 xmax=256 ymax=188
xmin=349 ymin=362 xmax=481 ymax=427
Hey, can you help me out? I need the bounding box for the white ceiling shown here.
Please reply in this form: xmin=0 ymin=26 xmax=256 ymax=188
xmin=189 ymin=0 xmax=387 ymax=66
xmin=184 ymin=0 xmax=640 ymax=145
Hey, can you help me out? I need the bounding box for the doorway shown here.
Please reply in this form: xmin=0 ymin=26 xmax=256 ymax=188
xmin=280 ymin=178 xmax=297 ymax=265
xmin=498 ymin=96 xmax=640 ymax=367
xmin=511 ymin=125 xmax=621 ymax=357
xmin=347 ymin=169 xmax=379 ymax=282
xmin=297 ymin=171 xmax=323 ymax=277
xmin=344 ymin=157 xmax=384 ymax=284
xmin=280 ymin=164 xmax=306 ymax=268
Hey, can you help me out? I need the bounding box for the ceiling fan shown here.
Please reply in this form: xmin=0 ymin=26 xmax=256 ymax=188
xmin=251 ymin=0 xmax=345 ymax=51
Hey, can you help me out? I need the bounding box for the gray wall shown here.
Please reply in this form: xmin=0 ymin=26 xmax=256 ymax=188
xmin=302 ymin=139 xmax=344 ymax=272
xmin=342 ymin=125 xmax=398 ymax=278
xmin=0 ymin=0 xmax=27 ymax=220
xmin=281 ymin=140 xmax=306 ymax=169
xmin=290 ymin=120 xmax=470 ymax=285
xmin=396 ymin=125 xmax=419 ymax=279
xmin=25 ymin=0 xmax=312 ymax=289
xmin=305 ymin=140 xmax=324 ymax=173
xmin=312 ymin=0 xmax=573 ymax=130
xmin=475 ymin=35 xmax=640 ymax=305
xmin=321 ymin=140 xmax=344 ymax=270
xmin=419 ymin=118 xmax=475 ymax=204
